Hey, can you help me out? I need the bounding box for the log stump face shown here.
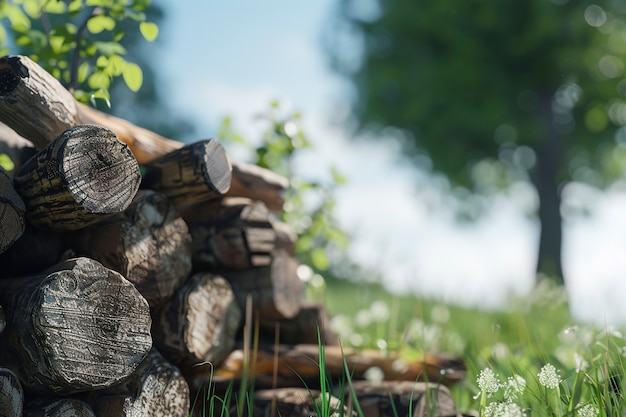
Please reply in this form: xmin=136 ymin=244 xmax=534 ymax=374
xmin=5 ymin=258 xmax=152 ymax=393
xmin=14 ymin=125 xmax=141 ymax=231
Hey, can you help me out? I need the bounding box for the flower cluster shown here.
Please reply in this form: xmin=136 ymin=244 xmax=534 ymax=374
xmin=538 ymin=363 xmax=561 ymax=389
xmin=476 ymin=367 xmax=526 ymax=416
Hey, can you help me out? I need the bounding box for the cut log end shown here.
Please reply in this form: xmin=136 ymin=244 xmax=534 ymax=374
xmin=0 ymin=368 xmax=23 ymax=417
xmin=9 ymin=257 xmax=152 ymax=393
xmin=0 ymin=55 xmax=29 ymax=95
xmin=60 ymin=125 xmax=141 ymax=214
xmin=199 ymin=139 xmax=232 ymax=194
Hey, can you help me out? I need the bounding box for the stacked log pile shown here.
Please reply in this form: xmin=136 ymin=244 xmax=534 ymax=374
xmin=0 ymin=55 xmax=466 ymax=417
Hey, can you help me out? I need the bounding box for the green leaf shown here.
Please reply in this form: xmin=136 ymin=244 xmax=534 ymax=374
xmin=90 ymin=88 xmax=111 ymax=108
xmin=23 ymin=1 xmax=42 ymax=19
xmin=6 ymin=5 xmax=31 ymax=32
xmin=68 ymin=0 xmax=83 ymax=14
xmin=93 ymin=41 xmax=126 ymax=56
xmin=88 ymin=70 xmax=110 ymax=90
xmin=0 ymin=154 xmax=15 ymax=171
xmin=122 ymin=62 xmax=143 ymax=92
xmin=139 ymin=22 xmax=158 ymax=42
xmin=49 ymin=35 xmax=65 ymax=53
xmin=87 ymin=14 xmax=116 ymax=34
xmin=311 ymin=247 xmax=330 ymax=271
xmin=77 ymin=62 xmax=90 ymax=83
xmin=43 ymin=0 xmax=67 ymax=14
xmin=107 ymin=54 xmax=125 ymax=76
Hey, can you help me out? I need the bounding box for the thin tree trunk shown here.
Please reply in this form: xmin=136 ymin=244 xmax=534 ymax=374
xmin=533 ymin=92 xmax=564 ymax=285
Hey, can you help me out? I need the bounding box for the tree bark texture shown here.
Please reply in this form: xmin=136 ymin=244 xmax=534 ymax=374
xmin=0 ymin=257 xmax=152 ymax=394
xmin=0 ymin=368 xmax=23 ymax=417
xmin=141 ymin=139 xmax=232 ymax=206
xmin=87 ymin=348 xmax=190 ymax=417
xmin=179 ymin=197 xmax=276 ymax=270
xmin=534 ymin=92 xmax=565 ymax=284
xmin=13 ymin=125 xmax=141 ymax=231
xmin=0 ymin=55 xmax=80 ymax=149
xmin=222 ymin=248 xmax=303 ymax=320
xmin=24 ymin=399 xmax=96 ymax=417
xmin=0 ymin=167 xmax=25 ymax=254
xmin=69 ymin=190 xmax=192 ymax=307
xmin=226 ymin=161 xmax=288 ymax=212
xmin=151 ymin=273 xmax=241 ymax=372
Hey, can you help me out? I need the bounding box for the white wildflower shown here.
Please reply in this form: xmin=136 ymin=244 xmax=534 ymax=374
xmin=577 ymin=403 xmax=599 ymax=417
xmin=504 ymin=375 xmax=526 ymax=402
xmin=363 ymin=366 xmax=384 ymax=383
xmin=538 ymin=363 xmax=561 ymax=389
xmin=484 ymin=401 xmax=525 ymax=417
xmin=370 ymin=300 xmax=390 ymax=322
xmin=574 ymin=353 xmax=589 ymax=373
xmin=477 ymin=368 xmax=502 ymax=395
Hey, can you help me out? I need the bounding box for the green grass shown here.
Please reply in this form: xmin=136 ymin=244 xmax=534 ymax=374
xmin=315 ymin=276 xmax=626 ymax=416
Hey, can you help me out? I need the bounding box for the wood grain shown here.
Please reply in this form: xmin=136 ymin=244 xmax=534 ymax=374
xmin=0 ymin=167 xmax=25 ymax=254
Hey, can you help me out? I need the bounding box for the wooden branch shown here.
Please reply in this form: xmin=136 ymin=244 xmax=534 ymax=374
xmin=0 ymin=55 xmax=288 ymax=210
xmin=151 ymin=273 xmax=242 ymax=372
xmin=0 ymin=368 xmax=23 ymax=417
xmin=14 ymin=125 xmax=141 ymax=231
xmin=222 ymin=248 xmax=304 ymax=320
xmin=0 ymin=167 xmax=25 ymax=254
xmin=141 ymin=139 xmax=232 ymax=206
xmin=206 ymin=344 xmax=466 ymax=389
xmin=178 ymin=197 xmax=276 ymax=269
xmin=69 ymin=190 xmax=192 ymax=307
xmin=0 ymin=257 xmax=152 ymax=394
xmin=24 ymin=399 xmax=96 ymax=417
xmin=0 ymin=55 xmax=80 ymax=148
xmin=88 ymin=348 xmax=190 ymax=417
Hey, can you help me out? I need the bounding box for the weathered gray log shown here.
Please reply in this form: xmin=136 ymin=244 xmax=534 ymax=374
xmin=222 ymin=248 xmax=303 ymax=320
xmin=258 ymin=302 xmax=339 ymax=346
xmin=0 ymin=55 xmax=80 ymax=148
xmin=273 ymin=220 xmax=297 ymax=255
xmin=69 ymin=190 xmax=192 ymax=307
xmin=0 ymin=368 xmax=23 ymax=417
xmin=178 ymin=197 xmax=276 ymax=269
xmin=0 ymin=167 xmax=25 ymax=254
xmin=88 ymin=348 xmax=189 ymax=417
xmin=0 ymin=257 xmax=152 ymax=394
xmin=226 ymin=161 xmax=288 ymax=212
xmin=141 ymin=139 xmax=232 ymax=206
xmin=24 ymin=399 xmax=95 ymax=417
xmin=347 ymin=381 xmax=460 ymax=417
xmin=0 ymin=222 xmax=66 ymax=278
xmin=13 ymin=125 xmax=141 ymax=231
xmin=151 ymin=273 xmax=241 ymax=372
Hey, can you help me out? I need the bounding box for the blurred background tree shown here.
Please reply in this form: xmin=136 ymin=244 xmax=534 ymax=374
xmin=328 ymin=0 xmax=626 ymax=286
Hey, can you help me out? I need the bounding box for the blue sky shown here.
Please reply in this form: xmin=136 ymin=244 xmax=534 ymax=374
xmin=151 ymin=1 xmax=626 ymax=325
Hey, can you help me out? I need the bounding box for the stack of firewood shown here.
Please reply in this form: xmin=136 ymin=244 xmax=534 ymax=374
xmin=0 ymin=55 xmax=465 ymax=417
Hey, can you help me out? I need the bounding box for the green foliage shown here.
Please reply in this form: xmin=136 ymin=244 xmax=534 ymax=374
xmin=218 ymin=102 xmax=349 ymax=273
xmin=0 ymin=0 xmax=159 ymax=105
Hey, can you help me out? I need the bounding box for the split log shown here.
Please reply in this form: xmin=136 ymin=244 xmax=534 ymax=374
xmin=0 ymin=222 xmax=66 ymax=278
xmin=13 ymin=125 xmax=141 ymax=231
xmin=24 ymin=399 xmax=95 ymax=417
xmin=347 ymin=381 xmax=460 ymax=417
xmin=178 ymin=197 xmax=276 ymax=270
xmin=151 ymin=273 xmax=241 ymax=372
xmin=69 ymin=190 xmax=192 ymax=307
xmin=0 ymin=368 xmax=23 ymax=417
xmin=0 ymin=55 xmax=80 ymax=148
xmin=88 ymin=348 xmax=190 ymax=417
xmin=222 ymin=248 xmax=304 ymax=320
xmin=0 ymin=167 xmax=25 ymax=254
xmin=208 ymin=344 xmax=466 ymax=390
xmin=0 ymin=257 xmax=152 ymax=394
xmin=141 ymin=139 xmax=232 ymax=205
